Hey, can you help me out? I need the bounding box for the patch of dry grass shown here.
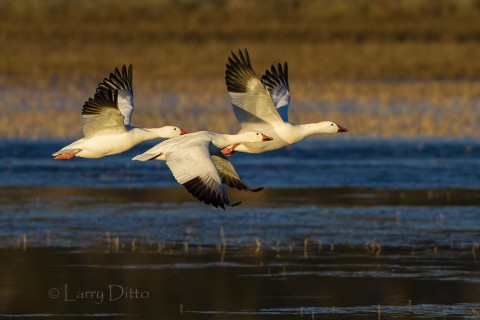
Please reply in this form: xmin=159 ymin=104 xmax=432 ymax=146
xmin=1 ymin=79 xmax=479 ymax=139
xmin=1 ymin=0 xmax=480 ymax=139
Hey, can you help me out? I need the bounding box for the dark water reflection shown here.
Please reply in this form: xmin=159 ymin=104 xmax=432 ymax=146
xmin=0 ymin=246 xmax=479 ymax=319
xmin=0 ymin=138 xmax=479 ymax=319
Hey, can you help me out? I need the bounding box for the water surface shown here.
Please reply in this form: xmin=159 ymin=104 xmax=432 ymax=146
xmin=0 ymin=138 xmax=479 ymax=319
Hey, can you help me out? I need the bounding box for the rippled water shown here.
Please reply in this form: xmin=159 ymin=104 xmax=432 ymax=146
xmin=1 ymin=138 xmax=479 ymax=188
xmin=0 ymin=138 xmax=479 ymax=319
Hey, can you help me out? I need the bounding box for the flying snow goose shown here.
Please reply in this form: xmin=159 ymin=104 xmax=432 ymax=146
xmin=223 ymin=49 xmax=347 ymax=155
xmin=52 ymin=65 xmax=186 ymax=159
xmin=132 ymin=131 xmax=273 ymax=209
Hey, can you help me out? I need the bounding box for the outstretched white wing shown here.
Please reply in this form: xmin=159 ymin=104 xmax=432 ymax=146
xmin=133 ymin=132 xmax=238 ymax=209
xmin=81 ymin=89 xmax=126 ymax=138
xmin=261 ymin=62 xmax=290 ymax=122
xmin=165 ymin=139 xmax=233 ymax=209
xmin=97 ymin=64 xmax=134 ymax=126
xmin=225 ymin=49 xmax=285 ymax=130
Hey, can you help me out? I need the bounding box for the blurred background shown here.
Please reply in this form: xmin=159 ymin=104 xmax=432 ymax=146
xmin=2 ymin=0 xmax=480 ymax=139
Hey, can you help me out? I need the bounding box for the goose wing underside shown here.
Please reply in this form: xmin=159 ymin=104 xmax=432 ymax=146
xmin=225 ymin=49 xmax=285 ymax=129
xmin=81 ymin=89 xmax=127 ymax=138
xmin=97 ymin=64 xmax=134 ymax=126
xmin=165 ymin=142 xmax=235 ymax=209
xmin=211 ymin=153 xmax=263 ymax=192
xmin=261 ymin=62 xmax=290 ymax=123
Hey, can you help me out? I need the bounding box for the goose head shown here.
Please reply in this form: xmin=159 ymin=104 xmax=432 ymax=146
xmin=240 ymin=131 xmax=274 ymax=143
xmin=154 ymin=126 xmax=188 ymax=138
xmin=215 ymin=131 xmax=273 ymax=151
xmin=318 ymin=121 xmax=348 ymax=134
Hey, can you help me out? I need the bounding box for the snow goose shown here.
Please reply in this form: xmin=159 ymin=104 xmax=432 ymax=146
xmin=52 ymin=65 xmax=186 ymax=159
xmin=132 ymin=131 xmax=273 ymax=209
xmin=223 ymin=49 xmax=347 ymax=155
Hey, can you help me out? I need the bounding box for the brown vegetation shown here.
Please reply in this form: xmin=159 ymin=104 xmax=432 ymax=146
xmin=1 ymin=0 xmax=479 ymax=139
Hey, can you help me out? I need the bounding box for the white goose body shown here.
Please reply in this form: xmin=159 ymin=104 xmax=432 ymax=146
xmin=133 ymin=131 xmax=272 ymax=208
xmin=55 ymin=127 xmax=180 ymax=159
xmin=234 ymin=121 xmax=339 ymax=153
xmin=52 ymin=65 xmax=185 ymax=160
xmin=224 ymin=50 xmax=347 ymax=155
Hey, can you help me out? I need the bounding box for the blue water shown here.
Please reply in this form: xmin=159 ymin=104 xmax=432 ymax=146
xmin=1 ymin=138 xmax=479 ymax=189
xmin=1 ymin=138 xmax=480 ymax=319
xmin=0 ymin=137 xmax=478 ymax=248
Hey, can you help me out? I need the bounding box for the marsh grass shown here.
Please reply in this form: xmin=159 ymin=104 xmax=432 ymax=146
xmin=2 ymin=79 xmax=478 ymax=138
xmin=1 ymin=0 xmax=480 ymax=138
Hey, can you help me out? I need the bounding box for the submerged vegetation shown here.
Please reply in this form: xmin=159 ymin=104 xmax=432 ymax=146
xmin=1 ymin=0 xmax=480 ymax=138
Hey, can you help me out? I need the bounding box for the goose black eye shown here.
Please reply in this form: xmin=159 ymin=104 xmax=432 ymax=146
xmin=256 ymin=133 xmax=259 ymax=135
xmin=331 ymin=123 xmax=334 ymax=126
xmin=174 ymin=128 xmax=177 ymax=130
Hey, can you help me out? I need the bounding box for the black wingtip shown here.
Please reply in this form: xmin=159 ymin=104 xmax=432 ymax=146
xmin=102 ymin=88 xmax=118 ymax=104
xmin=95 ymin=88 xmax=118 ymax=102
xmin=121 ymin=64 xmax=133 ymax=85
xmin=229 ymin=201 xmax=242 ymax=207
xmin=222 ymin=177 xmax=263 ymax=193
xmin=247 ymin=186 xmax=264 ymax=192
xmin=225 ymin=48 xmax=257 ymax=93
xmin=96 ymin=64 xmax=133 ymax=96
xmin=183 ymin=177 xmax=232 ymax=209
xmin=82 ymin=88 xmax=118 ymax=116
xmin=261 ymin=61 xmax=289 ymax=91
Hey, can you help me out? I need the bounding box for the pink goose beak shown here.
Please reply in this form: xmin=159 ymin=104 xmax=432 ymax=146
xmin=337 ymin=124 xmax=348 ymax=133
xmin=261 ymin=133 xmax=273 ymax=141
